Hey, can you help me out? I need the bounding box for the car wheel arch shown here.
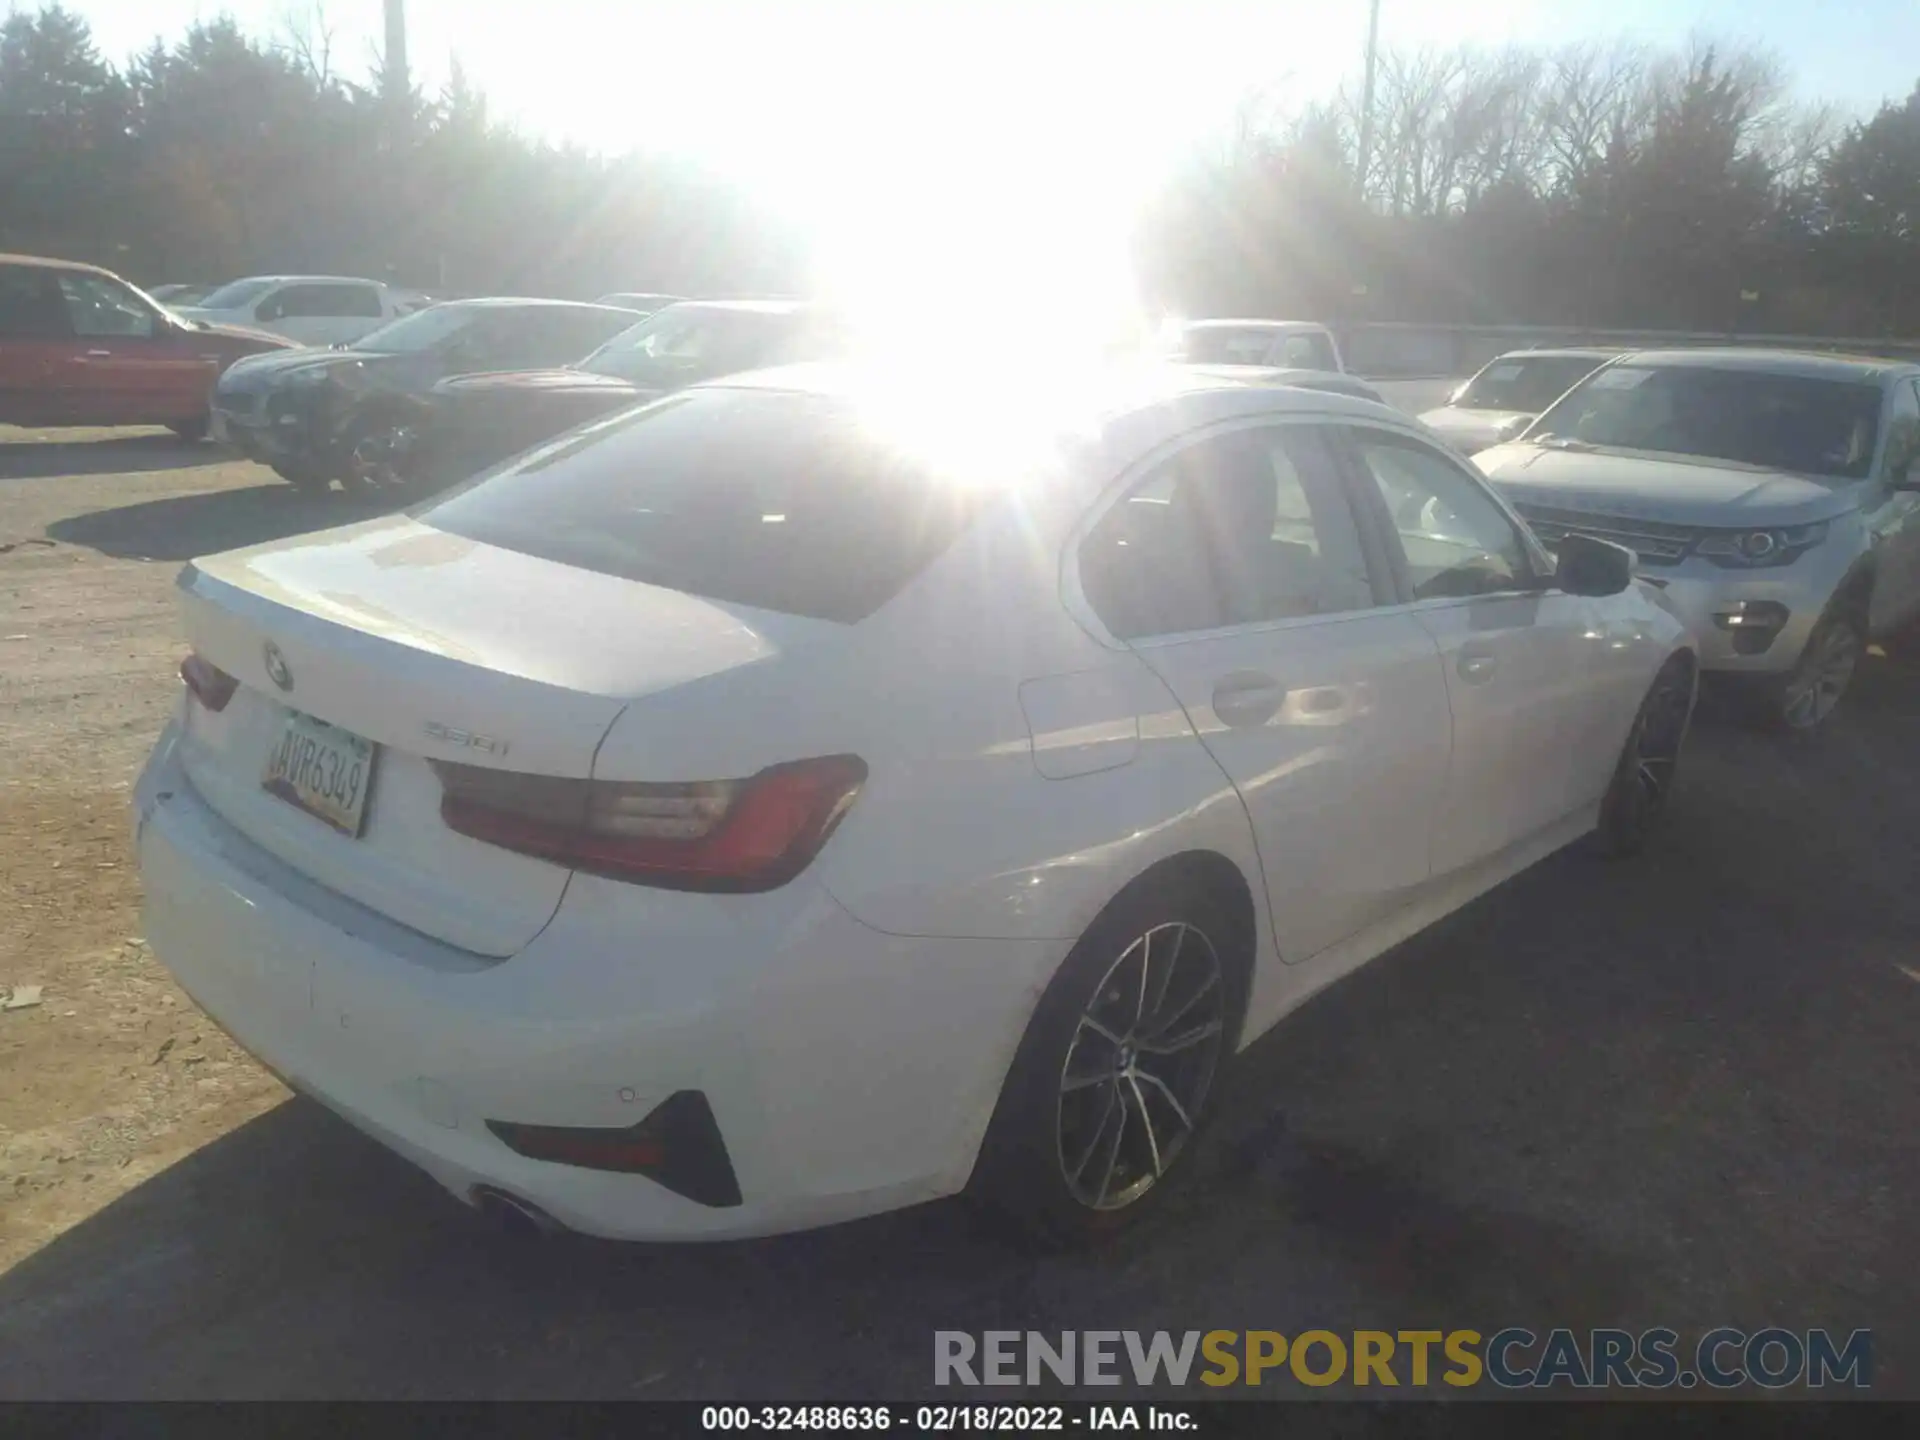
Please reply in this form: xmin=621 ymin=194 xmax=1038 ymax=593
xmin=1056 ymin=849 xmax=1262 ymax=1049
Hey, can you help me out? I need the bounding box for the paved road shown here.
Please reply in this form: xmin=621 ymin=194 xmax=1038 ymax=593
xmin=0 ymin=428 xmax=1914 ymax=1400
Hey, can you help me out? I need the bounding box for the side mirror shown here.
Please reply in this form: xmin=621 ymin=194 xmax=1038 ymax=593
xmin=1554 ymin=532 xmax=1635 ymax=597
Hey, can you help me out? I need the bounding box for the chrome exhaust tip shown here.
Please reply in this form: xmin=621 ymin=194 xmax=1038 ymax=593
xmin=470 ymin=1184 xmax=565 ymax=1238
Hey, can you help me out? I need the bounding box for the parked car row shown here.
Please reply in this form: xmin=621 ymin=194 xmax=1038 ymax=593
xmin=0 ymin=252 xmax=714 ymax=452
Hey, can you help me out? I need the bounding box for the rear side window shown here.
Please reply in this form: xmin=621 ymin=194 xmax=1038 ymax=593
xmin=1079 ymin=423 xmax=1380 ymax=640
xmin=0 ymin=267 xmax=70 ymax=339
xmin=418 ymin=389 xmax=991 ymax=623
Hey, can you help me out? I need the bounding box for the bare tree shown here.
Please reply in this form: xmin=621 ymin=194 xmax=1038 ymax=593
xmin=276 ymin=2 xmax=336 ymax=89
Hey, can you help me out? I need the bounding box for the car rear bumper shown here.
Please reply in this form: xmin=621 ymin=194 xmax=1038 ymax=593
xmin=133 ymin=721 xmax=1050 ymax=1240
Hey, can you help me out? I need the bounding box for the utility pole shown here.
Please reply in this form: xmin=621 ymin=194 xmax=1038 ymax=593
xmin=1355 ymin=0 xmax=1381 ymax=201
xmin=383 ymin=0 xmax=410 ymax=136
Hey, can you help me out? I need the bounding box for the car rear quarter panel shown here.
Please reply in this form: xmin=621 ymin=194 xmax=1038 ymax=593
xmin=782 ymin=500 xmax=1270 ymax=953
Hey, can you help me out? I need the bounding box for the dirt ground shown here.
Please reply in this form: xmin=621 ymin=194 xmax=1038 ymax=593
xmin=0 ymin=431 xmax=372 ymax=1269
xmin=1 ymin=413 xmax=1915 ymax=1400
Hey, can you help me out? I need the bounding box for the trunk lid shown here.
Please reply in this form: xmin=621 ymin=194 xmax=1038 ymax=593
xmin=173 ymin=514 xmax=801 ymax=955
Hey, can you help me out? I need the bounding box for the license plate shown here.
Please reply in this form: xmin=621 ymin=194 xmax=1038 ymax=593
xmin=262 ymin=710 xmax=376 ymax=836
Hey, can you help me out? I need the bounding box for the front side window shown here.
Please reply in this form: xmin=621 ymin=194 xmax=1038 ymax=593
xmin=1529 ymin=365 xmax=1883 ymax=481
xmin=1349 ymin=430 xmax=1533 ymax=600
xmin=1079 ymin=424 xmax=1380 ymax=641
xmin=0 ymin=267 xmax=69 ymax=339
xmin=57 ymin=274 xmax=156 ymax=339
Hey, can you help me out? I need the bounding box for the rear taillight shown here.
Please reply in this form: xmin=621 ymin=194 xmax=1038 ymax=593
xmin=432 ymin=755 xmax=867 ymax=892
xmin=180 ymin=653 xmax=238 ymax=712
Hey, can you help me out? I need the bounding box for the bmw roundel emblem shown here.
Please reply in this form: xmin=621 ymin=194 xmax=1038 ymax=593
xmin=263 ymin=641 xmax=293 ymax=692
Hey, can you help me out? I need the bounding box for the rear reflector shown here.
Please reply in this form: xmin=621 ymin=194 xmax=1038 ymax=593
xmin=180 ymin=653 xmax=238 ymax=712
xmin=433 ymin=754 xmax=866 ymax=892
xmin=488 ymin=1090 xmax=743 ymax=1207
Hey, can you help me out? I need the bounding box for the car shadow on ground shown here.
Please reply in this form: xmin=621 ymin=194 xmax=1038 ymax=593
xmin=0 ymin=661 xmax=1915 ymax=1399
xmin=46 ymin=484 xmax=391 ymax=561
xmin=0 ymin=433 xmax=230 ymax=481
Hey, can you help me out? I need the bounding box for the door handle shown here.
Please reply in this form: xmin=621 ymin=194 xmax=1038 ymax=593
xmin=83 ymin=349 xmax=113 ymax=358
xmin=1212 ymin=672 xmax=1287 ymax=728
xmin=1457 ymin=645 xmax=1498 ymax=685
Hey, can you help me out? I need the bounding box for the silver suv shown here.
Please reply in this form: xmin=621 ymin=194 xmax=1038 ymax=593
xmin=1473 ymin=349 xmax=1920 ymax=731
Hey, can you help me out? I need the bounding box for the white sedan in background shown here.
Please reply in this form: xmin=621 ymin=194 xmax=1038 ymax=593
xmin=134 ymin=364 xmax=1694 ymax=1244
xmin=176 ymin=275 xmax=433 ymax=347
xmin=1420 ymin=348 xmax=1619 ymax=454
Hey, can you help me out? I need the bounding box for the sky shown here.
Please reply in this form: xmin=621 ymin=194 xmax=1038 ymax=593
xmin=47 ymin=0 xmax=1920 ymax=334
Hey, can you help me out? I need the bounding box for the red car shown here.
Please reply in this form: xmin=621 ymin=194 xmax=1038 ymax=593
xmin=0 ymin=253 xmax=294 ymax=438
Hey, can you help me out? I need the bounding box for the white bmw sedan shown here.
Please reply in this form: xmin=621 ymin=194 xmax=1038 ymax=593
xmin=134 ymin=364 xmax=1695 ymax=1244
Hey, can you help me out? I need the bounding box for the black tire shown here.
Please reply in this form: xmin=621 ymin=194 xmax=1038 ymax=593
xmin=270 ymin=462 xmax=332 ymax=495
xmin=1743 ymin=604 xmax=1866 ymax=735
xmin=969 ymin=873 xmax=1248 ymax=1248
xmin=335 ymin=412 xmax=414 ymax=497
xmin=1592 ymin=654 xmax=1695 ymax=858
xmin=167 ymin=416 xmax=209 ymax=442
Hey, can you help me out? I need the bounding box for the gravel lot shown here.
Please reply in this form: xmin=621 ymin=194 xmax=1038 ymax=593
xmin=0 ymin=405 xmax=1915 ymax=1399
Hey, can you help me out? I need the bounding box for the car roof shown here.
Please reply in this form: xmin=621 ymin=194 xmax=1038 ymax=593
xmin=1182 ymin=318 xmax=1332 ymax=334
xmin=657 ymin=298 xmax=814 ymax=318
xmin=437 ymin=296 xmax=631 ymax=313
xmin=1489 ymin=347 xmax=1623 ymax=362
xmin=1182 ymin=363 xmax=1349 ymax=383
xmin=211 ymin=275 xmax=390 ymax=288
xmin=704 ymin=360 xmax=1407 ymax=476
xmin=0 ymin=252 xmax=119 ymax=278
xmin=1618 ymin=347 xmax=1919 ymax=382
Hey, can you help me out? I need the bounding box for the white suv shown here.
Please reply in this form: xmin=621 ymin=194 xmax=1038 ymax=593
xmin=1476 ymin=350 xmax=1920 ymax=731
xmin=1172 ymin=318 xmax=1346 ymax=374
xmin=176 ymin=276 xmax=432 ymax=347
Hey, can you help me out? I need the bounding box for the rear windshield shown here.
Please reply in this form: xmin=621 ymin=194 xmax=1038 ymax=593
xmin=1529 ymin=366 xmax=1885 ymax=481
xmin=1184 ymin=326 xmax=1337 ymax=371
xmin=416 ymin=388 xmax=992 ymax=623
xmin=1456 ymin=355 xmax=1607 ymax=412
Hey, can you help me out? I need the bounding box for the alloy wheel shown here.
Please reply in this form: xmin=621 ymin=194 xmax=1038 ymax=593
xmin=1055 ymin=920 xmax=1225 ymax=1212
xmin=1631 ymin=663 xmax=1692 ymax=814
xmin=1782 ymin=620 xmax=1861 ymax=730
